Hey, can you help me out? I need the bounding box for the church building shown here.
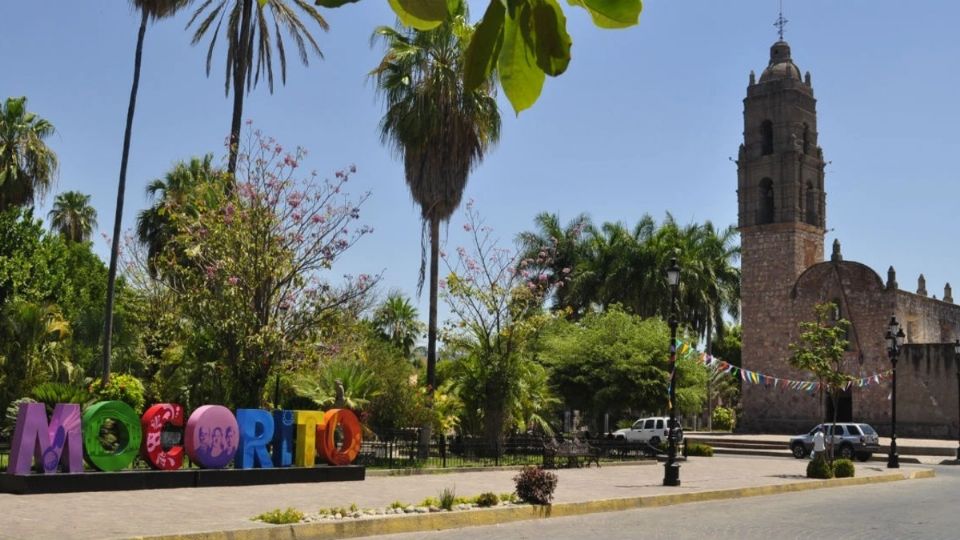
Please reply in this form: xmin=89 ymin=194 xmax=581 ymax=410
xmin=737 ymin=39 xmax=960 ymax=438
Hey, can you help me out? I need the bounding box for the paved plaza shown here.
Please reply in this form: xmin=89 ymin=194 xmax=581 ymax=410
xmin=0 ymin=455 xmax=936 ymax=540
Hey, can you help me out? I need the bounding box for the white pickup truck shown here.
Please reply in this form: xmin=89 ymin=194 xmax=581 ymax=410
xmin=611 ymin=416 xmax=683 ymax=446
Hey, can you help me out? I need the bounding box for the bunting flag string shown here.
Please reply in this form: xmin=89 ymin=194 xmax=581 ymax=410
xmin=671 ymin=339 xmax=892 ymax=394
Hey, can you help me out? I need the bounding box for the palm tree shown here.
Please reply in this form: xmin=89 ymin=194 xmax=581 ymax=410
xmin=0 ymin=96 xmax=58 ymax=212
xmin=136 ymin=155 xmax=222 ymax=274
xmin=373 ymin=292 xmax=424 ymax=358
xmin=187 ymin=0 xmax=329 ymax=175
xmin=48 ymin=191 xmax=98 ymax=242
xmin=517 ymin=212 xmax=592 ymax=316
xmin=371 ymin=10 xmax=501 ymax=430
xmin=103 ymin=0 xmax=190 ymax=384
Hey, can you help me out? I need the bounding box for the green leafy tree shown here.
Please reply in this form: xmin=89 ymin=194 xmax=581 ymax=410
xmin=0 ymin=300 xmax=71 ymax=413
xmin=103 ymin=0 xmax=190 ymax=385
xmin=318 ymin=0 xmax=643 ymax=113
xmin=187 ymin=0 xmax=329 ymax=175
xmin=788 ymin=302 xmax=855 ymax=461
xmin=371 ymin=8 xmax=501 ymax=438
xmin=538 ymin=305 xmax=706 ymax=431
xmin=373 ymin=292 xmax=424 ymax=359
xmin=152 ymin=131 xmax=377 ymax=407
xmin=136 ymin=155 xmax=224 ymax=274
xmin=440 ymin=203 xmax=556 ymax=445
xmin=48 ymin=191 xmax=98 ymax=243
xmin=0 ymin=97 xmax=58 ymax=211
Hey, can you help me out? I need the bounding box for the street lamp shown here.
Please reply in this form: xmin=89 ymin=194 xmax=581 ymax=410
xmin=663 ymin=258 xmax=681 ymax=487
xmin=885 ymin=316 xmax=905 ymax=469
xmin=954 ymin=340 xmax=960 ymax=461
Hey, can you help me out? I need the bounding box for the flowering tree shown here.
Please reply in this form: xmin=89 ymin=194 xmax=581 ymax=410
xmin=152 ymin=129 xmax=378 ymax=407
xmin=440 ymin=202 xmax=559 ymax=445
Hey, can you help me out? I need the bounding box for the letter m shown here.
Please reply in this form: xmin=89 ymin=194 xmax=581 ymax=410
xmin=7 ymin=403 xmax=83 ymax=475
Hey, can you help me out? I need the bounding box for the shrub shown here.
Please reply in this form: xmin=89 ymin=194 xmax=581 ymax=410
xmin=88 ymin=374 xmax=146 ymax=414
xmin=806 ymin=454 xmax=834 ymax=479
xmin=514 ymin=466 xmax=558 ymax=505
xmin=833 ymin=459 xmax=855 ymax=478
xmin=499 ymin=492 xmax=517 ymax=503
xmin=2 ymin=397 xmax=36 ymax=438
xmin=475 ymin=492 xmax=499 ymax=507
xmin=711 ymin=406 xmax=736 ymax=431
xmin=685 ymin=442 xmax=714 ymax=457
xmin=389 ymin=500 xmax=408 ymax=509
xmin=253 ymin=508 xmax=304 ymax=524
xmin=419 ymin=496 xmax=439 ymax=508
xmin=439 ymin=487 xmax=456 ymax=511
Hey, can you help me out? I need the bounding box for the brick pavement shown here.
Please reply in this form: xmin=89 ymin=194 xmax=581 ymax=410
xmin=0 ymin=456 xmax=933 ymax=540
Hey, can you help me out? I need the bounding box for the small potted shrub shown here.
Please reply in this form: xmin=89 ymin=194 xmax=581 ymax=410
xmin=806 ymin=454 xmax=834 ymax=479
xmin=833 ymin=458 xmax=855 ymax=478
xmin=514 ymin=466 xmax=558 ymax=505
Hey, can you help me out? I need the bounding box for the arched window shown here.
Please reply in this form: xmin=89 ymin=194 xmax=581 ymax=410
xmin=805 ymin=181 xmax=817 ymax=225
xmin=759 ymin=178 xmax=774 ymax=224
xmin=761 ymin=120 xmax=774 ymax=155
xmin=802 ymin=123 xmax=811 ymax=154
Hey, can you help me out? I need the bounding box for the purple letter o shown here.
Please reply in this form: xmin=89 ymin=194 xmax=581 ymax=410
xmin=185 ymin=405 xmax=239 ymax=469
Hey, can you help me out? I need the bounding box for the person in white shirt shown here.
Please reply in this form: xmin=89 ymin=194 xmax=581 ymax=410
xmin=811 ymin=427 xmax=826 ymax=460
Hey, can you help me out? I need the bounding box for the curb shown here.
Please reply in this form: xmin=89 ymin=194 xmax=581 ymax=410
xmin=133 ymin=468 xmax=934 ymax=540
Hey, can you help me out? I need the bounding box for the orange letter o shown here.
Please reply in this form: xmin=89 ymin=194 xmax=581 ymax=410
xmin=317 ymin=408 xmax=362 ymax=465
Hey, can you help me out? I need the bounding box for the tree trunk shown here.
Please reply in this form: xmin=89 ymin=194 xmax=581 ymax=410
xmin=706 ymin=316 xmax=713 ymax=431
xmin=830 ymin=393 xmax=839 ymax=463
xmin=483 ymin=379 xmax=507 ymax=454
xmin=102 ymin=9 xmax=148 ymax=384
xmin=227 ymin=0 xmax=254 ymax=178
xmin=418 ymin=216 xmax=440 ymax=458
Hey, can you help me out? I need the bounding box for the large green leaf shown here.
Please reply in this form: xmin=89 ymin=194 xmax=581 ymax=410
xmin=499 ymin=11 xmax=545 ymax=114
xmin=387 ymin=0 xmax=448 ymax=30
xmin=521 ymin=0 xmax=571 ymax=76
xmin=464 ymin=0 xmax=506 ymax=91
xmin=568 ymin=0 xmax=642 ymax=29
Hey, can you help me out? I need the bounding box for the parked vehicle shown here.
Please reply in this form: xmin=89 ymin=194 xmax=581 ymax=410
xmin=789 ymin=423 xmax=880 ymax=461
xmin=612 ymin=417 xmax=683 ymax=446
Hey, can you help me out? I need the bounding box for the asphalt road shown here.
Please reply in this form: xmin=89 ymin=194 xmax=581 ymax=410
xmin=353 ymin=464 xmax=960 ymax=540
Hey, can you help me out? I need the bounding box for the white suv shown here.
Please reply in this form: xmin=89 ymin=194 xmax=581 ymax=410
xmin=612 ymin=417 xmax=683 ymax=446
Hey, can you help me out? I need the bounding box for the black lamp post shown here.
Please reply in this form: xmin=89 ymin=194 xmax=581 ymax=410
xmin=954 ymin=339 xmax=960 ymax=461
xmin=663 ymin=258 xmax=681 ymax=487
xmin=885 ymin=316 xmax=905 ymax=469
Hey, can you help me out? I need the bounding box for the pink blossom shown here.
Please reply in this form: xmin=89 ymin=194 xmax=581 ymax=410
xmin=539 ymin=274 xmax=548 ymax=282
xmin=287 ymin=194 xmax=302 ymax=208
xmin=228 ymin=276 xmax=239 ymax=286
xmin=292 ymin=212 xmax=302 ymax=223
xmin=312 ymin=214 xmax=325 ymax=224
xmin=463 ymin=223 xmax=473 ymax=232
xmin=562 ymin=267 xmax=571 ymax=274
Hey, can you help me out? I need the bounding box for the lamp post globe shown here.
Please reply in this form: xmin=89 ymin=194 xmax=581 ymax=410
xmin=886 ymin=316 xmax=903 ymax=469
xmin=663 ymin=258 xmax=681 ymax=487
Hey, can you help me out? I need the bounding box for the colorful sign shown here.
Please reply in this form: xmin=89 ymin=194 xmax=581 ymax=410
xmin=6 ymin=401 xmax=362 ymax=476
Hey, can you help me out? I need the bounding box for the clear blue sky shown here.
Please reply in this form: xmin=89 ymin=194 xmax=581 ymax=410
xmin=3 ymin=1 xmax=959 ymax=324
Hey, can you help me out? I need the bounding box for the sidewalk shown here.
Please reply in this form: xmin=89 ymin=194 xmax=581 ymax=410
xmin=0 ymin=456 xmax=934 ymax=540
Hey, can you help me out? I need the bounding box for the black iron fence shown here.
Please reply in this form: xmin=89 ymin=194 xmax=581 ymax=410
xmin=356 ymin=434 xmax=670 ymax=470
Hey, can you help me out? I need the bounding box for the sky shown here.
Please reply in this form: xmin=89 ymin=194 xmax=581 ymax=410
xmin=2 ymin=0 xmax=959 ymax=326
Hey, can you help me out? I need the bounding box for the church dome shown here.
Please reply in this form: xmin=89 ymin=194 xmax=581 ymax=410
xmin=759 ymin=41 xmax=802 ymax=82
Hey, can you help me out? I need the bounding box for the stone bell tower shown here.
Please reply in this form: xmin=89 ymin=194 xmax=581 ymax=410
xmin=738 ymin=40 xmax=827 ymax=431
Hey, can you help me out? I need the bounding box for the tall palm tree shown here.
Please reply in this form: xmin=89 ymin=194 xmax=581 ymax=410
xmin=103 ymin=0 xmax=190 ymax=384
xmin=373 ymin=292 xmax=423 ymax=358
xmin=0 ymin=96 xmax=58 ymax=212
xmin=48 ymin=191 xmax=98 ymax=243
xmin=371 ymin=9 xmax=501 ymax=428
xmin=136 ymin=155 xmax=222 ymax=274
xmin=187 ymin=0 xmax=329 ymax=175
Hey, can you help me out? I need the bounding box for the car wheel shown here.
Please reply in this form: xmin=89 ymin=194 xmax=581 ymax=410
xmin=838 ymin=444 xmax=854 ymax=459
xmin=855 ymin=452 xmax=872 ymax=462
xmin=649 ymin=436 xmax=661 ymax=447
xmin=791 ymin=443 xmax=808 ymax=459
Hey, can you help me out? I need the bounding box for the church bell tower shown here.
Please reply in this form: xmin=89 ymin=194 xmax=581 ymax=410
xmin=738 ymin=39 xmax=827 ymax=431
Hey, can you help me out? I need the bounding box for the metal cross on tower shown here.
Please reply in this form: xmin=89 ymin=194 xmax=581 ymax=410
xmin=774 ymin=1 xmax=789 ymax=40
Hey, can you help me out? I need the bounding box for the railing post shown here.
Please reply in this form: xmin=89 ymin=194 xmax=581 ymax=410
xmin=440 ymin=435 xmax=447 ymax=468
